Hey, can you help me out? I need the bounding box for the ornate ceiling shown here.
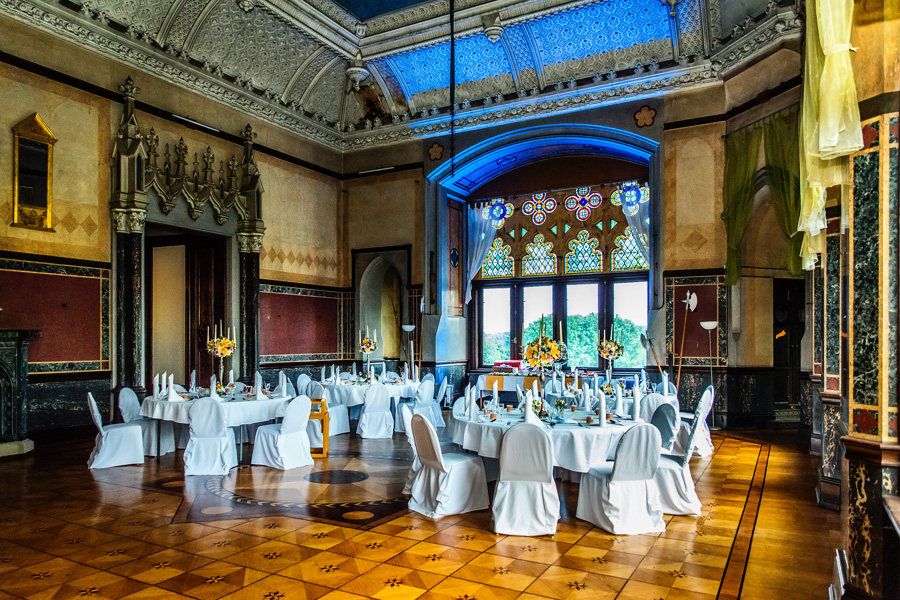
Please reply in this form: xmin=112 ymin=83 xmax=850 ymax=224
xmin=0 ymin=0 xmax=800 ymax=151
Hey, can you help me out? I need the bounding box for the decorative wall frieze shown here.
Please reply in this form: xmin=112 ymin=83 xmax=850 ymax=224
xmin=0 ymin=0 xmax=799 ymax=152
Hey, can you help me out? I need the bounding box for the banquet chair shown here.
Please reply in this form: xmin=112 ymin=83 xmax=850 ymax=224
xmin=172 ymin=384 xmax=187 ymax=393
xmin=411 ymin=380 xmax=441 ymax=428
xmin=430 ymin=379 xmax=447 ymax=426
xmin=306 ymin=381 xmax=350 ymax=448
xmin=656 ymin=381 xmax=679 ymax=396
xmin=654 ymin=390 xmax=713 ymax=515
xmin=251 ymin=395 xmax=314 ymax=470
xmin=339 ymin=371 xmax=352 ymax=380
xmin=400 ymin=404 xmax=457 ymax=494
xmin=183 ymin=398 xmax=238 ymax=476
xmin=296 ymin=374 xmax=311 ymax=396
xmin=422 ymin=373 xmax=435 ymax=383
xmin=384 ymin=371 xmax=400 ymax=381
xmin=408 ymin=414 xmax=489 ymax=518
xmin=87 ymin=393 xmax=144 ymax=469
xmin=357 ymin=383 xmax=394 ymax=438
xmin=650 ymin=403 xmax=679 ymax=454
xmin=673 ymin=386 xmax=715 ymax=457
xmin=452 ymin=395 xmax=467 ymax=416
xmin=492 ymin=423 xmax=560 ymax=536
xmin=118 ymin=387 xmax=175 ymax=456
xmin=640 ymin=392 xmax=677 ymax=424
xmin=576 ymin=423 xmax=665 ymax=535
xmin=285 ymin=380 xmax=297 ymax=397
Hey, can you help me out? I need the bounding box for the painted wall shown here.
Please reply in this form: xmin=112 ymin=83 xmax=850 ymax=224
xmin=151 ymin=245 xmax=186 ymax=383
xmin=345 ymin=169 xmax=424 ymax=285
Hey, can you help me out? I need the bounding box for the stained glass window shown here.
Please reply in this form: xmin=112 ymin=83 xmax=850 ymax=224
xmin=482 ymin=239 xmax=514 ymax=278
xmin=522 ymin=192 xmax=557 ymax=225
xmin=610 ymin=185 xmax=649 ymax=216
xmin=522 ymin=233 xmax=557 ymax=276
xmin=611 ymin=226 xmax=650 ymax=271
xmin=564 ymin=230 xmax=603 ymax=274
xmin=564 ymin=187 xmax=602 ymax=221
xmin=482 ymin=198 xmax=514 ymax=229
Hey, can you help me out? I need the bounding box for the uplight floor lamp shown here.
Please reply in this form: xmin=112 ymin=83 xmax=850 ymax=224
xmin=700 ymin=320 xmax=721 ymax=431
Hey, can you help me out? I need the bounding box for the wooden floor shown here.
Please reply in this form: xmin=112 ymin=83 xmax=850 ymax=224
xmin=0 ymin=423 xmax=839 ymax=599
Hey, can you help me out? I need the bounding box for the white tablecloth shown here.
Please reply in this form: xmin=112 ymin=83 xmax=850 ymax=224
xmin=141 ymin=396 xmax=290 ymax=426
xmin=321 ymin=381 xmax=419 ymax=407
xmin=448 ymin=410 xmax=635 ymax=473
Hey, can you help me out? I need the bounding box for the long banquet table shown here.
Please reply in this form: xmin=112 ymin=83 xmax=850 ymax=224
xmin=321 ymin=380 xmax=419 ymax=407
xmin=448 ymin=408 xmax=636 ymax=473
xmin=141 ymin=395 xmax=291 ymax=425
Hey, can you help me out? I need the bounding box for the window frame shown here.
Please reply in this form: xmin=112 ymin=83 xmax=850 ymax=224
xmin=470 ymin=270 xmax=649 ymax=373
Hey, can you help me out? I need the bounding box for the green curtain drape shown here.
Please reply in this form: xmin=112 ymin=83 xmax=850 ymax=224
xmin=722 ymin=125 xmax=764 ymax=285
xmin=764 ymin=109 xmax=804 ymax=276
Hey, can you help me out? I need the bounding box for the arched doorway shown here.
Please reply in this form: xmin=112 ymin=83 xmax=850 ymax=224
xmin=358 ymin=257 xmax=404 ymax=363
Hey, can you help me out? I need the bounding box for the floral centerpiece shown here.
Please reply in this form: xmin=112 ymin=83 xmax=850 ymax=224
xmin=597 ymin=338 xmax=623 ymax=362
xmin=523 ymin=336 xmax=565 ymax=369
xmin=207 ymin=333 xmax=235 ymax=385
xmin=359 ymin=335 xmax=377 ymax=374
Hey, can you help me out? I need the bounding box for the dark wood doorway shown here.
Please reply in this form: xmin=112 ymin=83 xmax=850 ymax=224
xmin=773 ymin=278 xmax=805 ymax=413
xmin=146 ymin=227 xmax=227 ymax=386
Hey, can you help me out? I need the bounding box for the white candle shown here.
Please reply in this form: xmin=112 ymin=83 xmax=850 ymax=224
xmin=559 ymin=321 xmax=563 ymax=342
xmin=207 ymin=326 xmax=210 ymax=342
xmin=374 ymin=328 xmax=377 ymax=343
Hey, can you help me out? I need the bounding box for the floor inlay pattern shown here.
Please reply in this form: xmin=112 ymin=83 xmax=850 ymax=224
xmin=0 ymin=425 xmax=838 ymax=599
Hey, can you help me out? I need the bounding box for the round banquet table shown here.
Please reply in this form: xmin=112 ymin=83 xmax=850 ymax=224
xmin=141 ymin=395 xmax=290 ymax=426
xmin=321 ymin=380 xmax=419 ymax=407
xmin=448 ymin=409 xmax=636 ymax=473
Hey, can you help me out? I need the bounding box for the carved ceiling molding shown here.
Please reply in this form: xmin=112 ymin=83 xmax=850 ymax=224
xmin=0 ymin=0 xmax=798 ymax=152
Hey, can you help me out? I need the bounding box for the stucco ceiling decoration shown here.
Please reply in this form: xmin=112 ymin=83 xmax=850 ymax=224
xmin=0 ymin=0 xmax=799 ymax=151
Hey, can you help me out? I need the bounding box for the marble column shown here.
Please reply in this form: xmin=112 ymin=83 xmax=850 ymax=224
xmin=818 ymin=208 xmax=844 ymax=509
xmin=237 ymin=223 xmax=263 ymax=384
xmin=111 ymin=209 xmax=146 ymax=401
xmin=842 ymin=111 xmax=900 ymax=600
xmin=811 ymin=258 xmax=825 ymax=454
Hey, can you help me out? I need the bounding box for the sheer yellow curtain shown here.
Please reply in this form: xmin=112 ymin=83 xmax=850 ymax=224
xmin=817 ymin=0 xmax=862 ymax=159
xmin=798 ymin=0 xmax=861 ymax=269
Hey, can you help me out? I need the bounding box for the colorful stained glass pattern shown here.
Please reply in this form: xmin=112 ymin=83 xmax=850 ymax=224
xmin=565 ymin=230 xmax=603 ymax=274
xmin=481 ymin=239 xmax=514 ymax=278
xmin=482 ymin=198 xmax=515 ymax=229
xmin=564 ymin=187 xmax=602 ymax=221
xmin=610 ymin=185 xmax=649 ymax=216
xmin=522 ymin=233 xmax=557 ymax=276
xmin=611 ymin=226 xmax=649 ymax=271
xmin=522 ymin=192 xmax=558 ymax=226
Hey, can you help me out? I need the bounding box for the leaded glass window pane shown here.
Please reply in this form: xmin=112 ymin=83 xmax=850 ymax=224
xmin=521 ymin=233 xmax=556 ymax=276
xmin=564 ymin=230 xmax=603 ymax=274
xmin=482 ymin=239 xmax=514 ymax=278
xmin=611 ymin=226 xmax=649 ymax=271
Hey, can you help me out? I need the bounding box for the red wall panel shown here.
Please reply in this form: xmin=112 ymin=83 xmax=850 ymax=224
xmin=0 ymin=270 xmax=102 ymax=362
xmin=260 ymin=292 xmax=338 ymax=356
xmin=671 ymin=283 xmax=718 ymax=359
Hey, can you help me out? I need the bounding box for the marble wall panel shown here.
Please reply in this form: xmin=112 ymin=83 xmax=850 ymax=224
xmin=821 ymin=402 xmax=842 ymax=481
xmin=813 ymin=262 xmax=824 ymax=377
xmin=28 ymin=378 xmax=112 ymax=431
xmin=824 ymin=219 xmax=842 ymax=393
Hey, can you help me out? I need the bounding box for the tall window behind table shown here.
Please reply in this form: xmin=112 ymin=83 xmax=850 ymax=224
xmin=481 ymin=287 xmax=511 ymax=365
xmin=566 ymin=283 xmax=599 ymax=368
xmin=612 ymin=280 xmax=649 ymax=369
xmin=522 ymin=286 xmax=553 ymax=349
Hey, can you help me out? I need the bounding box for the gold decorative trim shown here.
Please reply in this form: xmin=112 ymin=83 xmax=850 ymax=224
xmin=11 ymin=113 xmax=57 ymax=231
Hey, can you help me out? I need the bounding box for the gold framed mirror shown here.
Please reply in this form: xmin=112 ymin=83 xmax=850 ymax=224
xmin=12 ymin=113 xmax=56 ymax=231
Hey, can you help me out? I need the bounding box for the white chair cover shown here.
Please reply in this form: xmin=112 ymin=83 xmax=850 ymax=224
xmin=656 ymin=380 xmax=678 ymax=396
xmin=357 ymin=383 xmax=394 ymax=438
xmin=650 ymin=403 xmax=679 ymax=453
xmin=296 ymin=374 xmax=311 ymax=396
xmin=655 ymin=390 xmax=713 ymax=515
xmin=673 ymin=386 xmax=715 ymax=457
xmin=408 ymin=414 xmax=489 ymax=518
xmin=422 ymin=373 xmax=435 ymax=383
xmin=119 ymin=388 xmax=175 ymax=456
xmin=492 ymin=423 xmax=560 ymax=536
xmin=306 ymin=381 xmax=350 ymax=448
xmin=452 ymin=395 xmax=466 ymax=417
xmin=251 ymin=395 xmax=314 ymax=470
xmin=183 ymin=398 xmax=238 ymax=476
xmin=87 ymin=393 xmax=144 ymax=469
xmin=401 ymin=404 xmax=457 ymax=495
xmin=640 ymin=392 xmax=674 ymax=423
xmin=430 ymin=379 xmax=447 ymax=425
xmin=411 ymin=380 xmax=441 ymax=428
xmin=576 ymin=423 xmax=665 ymax=535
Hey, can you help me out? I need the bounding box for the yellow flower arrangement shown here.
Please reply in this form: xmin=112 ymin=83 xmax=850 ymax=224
xmin=360 ymin=337 xmax=377 ymax=354
xmin=207 ymin=336 xmax=235 ymax=358
xmin=597 ymin=338 xmax=623 ymax=361
xmin=523 ymin=336 xmax=565 ymax=369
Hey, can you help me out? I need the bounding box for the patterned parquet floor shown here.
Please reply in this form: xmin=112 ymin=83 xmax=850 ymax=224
xmin=0 ymin=422 xmax=838 ymax=599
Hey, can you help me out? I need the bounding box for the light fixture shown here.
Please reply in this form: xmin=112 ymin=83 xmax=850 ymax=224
xmin=482 ymin=13 xmax=504 ymax=43
xmin=700 ymin=320 xmax=720 ymax=431
xmin=345 ymin=51 xmax=370 ymax=91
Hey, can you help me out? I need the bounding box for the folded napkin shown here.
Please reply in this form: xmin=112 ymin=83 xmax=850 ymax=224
xmin=272 ymin=370 xmax=286 ymax=397
xmin=663 ymin=371 xmax=670 ymax=395
xmin=468 ymin=386 xmax=479 ymax=422
xmin=209 ymin=375 xmax=220 ymax=400
xmin=255 ymin=372 xmax=266 ymax=400
xmin=229 ymin=370 xmax=234 ymax=384
xmin=632 ymin=384 xmax=642 ymax=421
xmin=330 ymin=365 xmax=336 ymax=381
xmin=598 ymin=389 xmax=607 ymax=427
xmin=615 ymin=385 xmax=625 ymax=417
xmin=161 ymin=371 xmax=168 ymax=396
xmin=579 ymin=386 xmax=591 ymax=410
xmin=492 ymin=381 xmax=499 ymax=410
xmin=523 ymin=391 xmax=541 ymax=425
xmin=168 ymin=374 xmax=175 ymax=395
xmin=352 ymin=362 xmax=357 ymax=376
xmin=593 ymin=372 xmax=599 ymax=394
xmin=190 ymin=370 xmax=197 ymax=393
xmin=167 ymin=384 xmax=184 ymax=402
xmin=531 ymin=379 xmax=540 ymax=399
xmin=320 ymin=366 xmax=326 ymax=382
xmin=152 ymin=373 xmax=160 ymax=399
